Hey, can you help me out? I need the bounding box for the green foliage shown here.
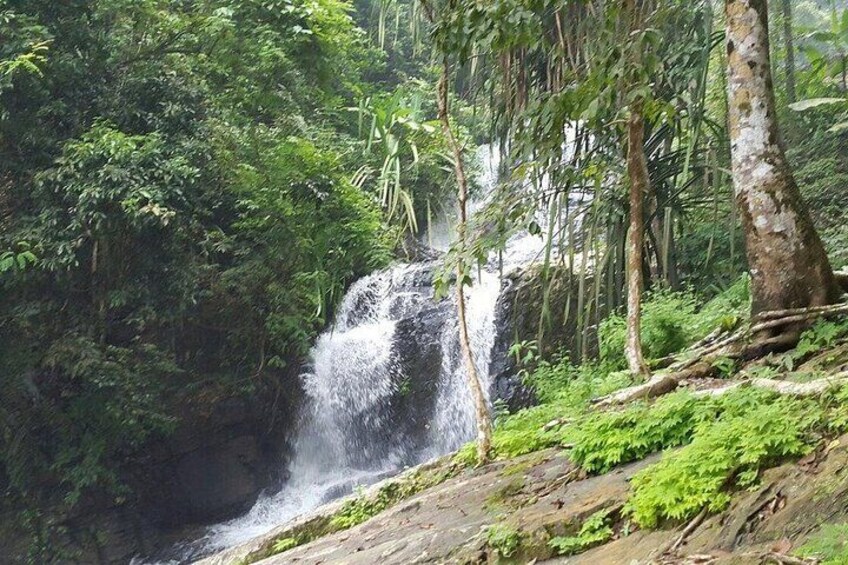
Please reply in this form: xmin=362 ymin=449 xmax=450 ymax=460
xmin=569 ymin=391 xmax=700 ymax=474
xmin=352 ymin=84 xmax=456 ymax=235
xmin=0 ymin=243 xmax=36 ymax=273
xmin=797 ymin=523 xmax=848 ymax=564
xmin=598 ymin=282 xmax=749 ymax=372
xmin=0 ymin=0 xmax=437 ymax=555
xmin=548 ymin=509 xmax=614 ymax=556
xmin=626 ymin=389 xmax=823 ymax=528
xmin=456 ymin=362 xmax=632 ymax=466
xmin=486 ymin=524 xmax=523 ymax=559
xmin=271 ymin=537 xmax=301 ymax=554
xmin=329 ymin=469 xmax=447 ymax=529
xmin=794 ymin=318 xmax=848 ymax=360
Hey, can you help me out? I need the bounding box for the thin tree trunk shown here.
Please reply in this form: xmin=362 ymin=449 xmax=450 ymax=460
xmin=780 ymin=0 xmax=796 ymax=103
xmin=625 ymin=106 xmax=650 ymax=376
xmin=437 ymin=60 xmax=492 ymax=464
xmin=725 ymin=0 xmax=841 ymax=316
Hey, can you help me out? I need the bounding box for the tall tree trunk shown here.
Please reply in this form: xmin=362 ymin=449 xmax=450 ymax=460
xmin=437 ymin=60 xmax=492 ymax=464
xmin=725 ymin=0 xmax=841 ymax=316
xmin=625 ymin=106 xmax=650 ymax=376
xmin=780 ymin=0 xmax=796 ymax=103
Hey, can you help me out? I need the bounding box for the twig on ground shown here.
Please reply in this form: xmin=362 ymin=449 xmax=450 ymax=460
xmin=665 ymin=506 xmax=708 ymax=554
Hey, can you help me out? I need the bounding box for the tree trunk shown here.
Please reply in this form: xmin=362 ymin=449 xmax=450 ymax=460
xmin=725 ymin=0 xmax=841 ymax=315
xmin=625 ymin=106 xmax=650 ymax=376
xmin=437 ymin=60 xmax=492 ymax=464
xmin=780 ymin=0 xmax=796 ymax=104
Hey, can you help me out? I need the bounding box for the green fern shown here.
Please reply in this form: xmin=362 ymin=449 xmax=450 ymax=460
xmin=548 ymin=509 xmax=615 ymax=556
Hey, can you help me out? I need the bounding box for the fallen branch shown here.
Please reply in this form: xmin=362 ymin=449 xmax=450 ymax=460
xmin=760 ymin=552 xmax=819 ymax=565
xmin=666 ymin=506 xmax=708 ymax=554
xmin=593 ymin=361 xmax=714 ymax=406
xmin=748 ymin=374 xmax=848 ymax=397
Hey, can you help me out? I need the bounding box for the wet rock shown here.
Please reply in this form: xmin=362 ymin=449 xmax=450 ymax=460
xmin=0 ymin=372 xmax=303 ymax=564
xmin=490 ymin=266 xmax=591 ymax=412
xmin=201 ymin=433 xmax=848 ymax=565
xmin=390 ymin=300 xmax=453 ymax=460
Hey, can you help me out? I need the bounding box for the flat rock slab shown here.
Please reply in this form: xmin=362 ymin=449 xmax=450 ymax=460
xmin=201 ymin=433 xmax=848 ymax=565
xmin=247 ymin=450 xmax=654 ymax=565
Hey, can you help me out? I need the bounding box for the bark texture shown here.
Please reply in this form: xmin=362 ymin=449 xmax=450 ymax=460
xmin=725 ymin=0 xmax=840 ymax=315
xmin=625 ymin=107 xmax=649 ymax=376
xmin=437 ymin=62 xmax=492 ymax=463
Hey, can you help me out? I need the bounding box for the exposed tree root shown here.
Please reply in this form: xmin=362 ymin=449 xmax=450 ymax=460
xmin=594 ymin=362 xmax=714 ymax=406
xmin=759 ymin=552 xmax=818 ymax=565
xmin=747 ymin=374 xmax=848 ymax=396
xmin=594 ymin=301 xmax=848 ymax=406
xmin=692 ymin=374 xmax=848 ymax=399
xmin=665 ymin=506 xmax=708 ymax=554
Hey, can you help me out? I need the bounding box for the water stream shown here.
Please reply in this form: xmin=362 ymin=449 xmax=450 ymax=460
xmin=160 ymin=145 xmax=549 ymax=563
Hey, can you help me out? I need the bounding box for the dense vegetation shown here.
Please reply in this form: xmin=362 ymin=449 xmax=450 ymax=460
xmin=2 ymin=0 xmax=848 ymax=562
xmin=0 ymin=0 xmax=471 ymax=557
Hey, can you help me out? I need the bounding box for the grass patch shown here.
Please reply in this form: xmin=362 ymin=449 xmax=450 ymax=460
xmin=484 ymin=477 xmax=526 ymax=512
xmin=797 ymin=523 xmax=848 ymax=564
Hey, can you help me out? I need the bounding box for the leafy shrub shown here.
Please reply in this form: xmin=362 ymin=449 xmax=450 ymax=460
xmin=598 ymin=280 xmax=750 ymax=371
xmin=486 ymin=524 xmax=523 ymax=558
xmin=598 ymin=291 xmax=701 ymax=371
xmin=548 ymin=509 xmax=614 ymax=556
xmin=569 ymin=391 xmax=700 ymax=474
xmin=626 ymin=389 xmax=822 ymax=528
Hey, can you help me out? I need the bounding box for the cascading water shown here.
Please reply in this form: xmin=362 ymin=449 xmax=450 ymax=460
xmin=161 ymin=145 xmax=549 ymax=563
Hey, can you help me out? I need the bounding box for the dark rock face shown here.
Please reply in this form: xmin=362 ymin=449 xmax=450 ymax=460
xmin=390 ymin=299 xmax=453 ymax=459
xmin=490 ymin=265 xmax=589 ymax=411
xmin=135 ymin=386 xmax=300 ymax=528
xmin=0 ymin=373 xmax=303 ymax=564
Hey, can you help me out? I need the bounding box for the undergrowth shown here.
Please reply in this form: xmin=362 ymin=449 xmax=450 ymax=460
xmin=485 ymin=524 xmax=523 ymax=559
xmin=625 ymin=388 xmax=830 ymax=528
xmin=548 ymin=508 xmax=615 ymax=556
xmin=797 ymin=523 xmax=848 ymax=564
xmin=598 ymin=278 xmax=750 ymax=372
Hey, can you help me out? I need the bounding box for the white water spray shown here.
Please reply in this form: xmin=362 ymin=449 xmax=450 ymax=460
xmin=162 ymin=145 xmax=551 ymax=562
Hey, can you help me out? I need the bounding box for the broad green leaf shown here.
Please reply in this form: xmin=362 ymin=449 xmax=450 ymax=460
xmin=789 ymin=98 xmax=846 ymax=111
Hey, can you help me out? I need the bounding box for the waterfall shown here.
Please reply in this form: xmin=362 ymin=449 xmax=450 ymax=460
xmin=162 ymin=145 xmax=549 ymax=562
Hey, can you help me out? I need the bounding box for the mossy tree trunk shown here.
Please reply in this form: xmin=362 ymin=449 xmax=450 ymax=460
xmin=626 ymin=106 xmax=650 ymax=376
xmin=725 ymin=0 xmax=841 ymax=316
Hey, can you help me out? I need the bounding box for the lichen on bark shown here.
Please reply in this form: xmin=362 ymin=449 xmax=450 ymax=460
xmin=724 ymin=0 xmax=840 ymax=315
